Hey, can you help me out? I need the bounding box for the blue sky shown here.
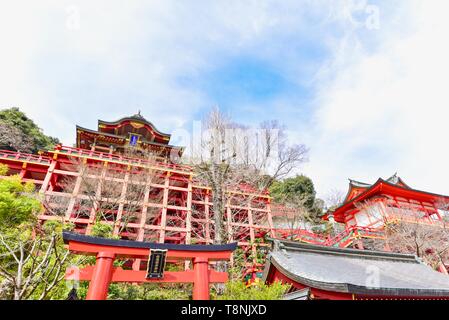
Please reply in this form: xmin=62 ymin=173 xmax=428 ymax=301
xmin=1 ymin=1 xmax=449 ymax=200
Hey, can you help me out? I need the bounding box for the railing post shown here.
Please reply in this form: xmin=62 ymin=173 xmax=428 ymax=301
xmin=86 ymin=252 xmax=115 ymax=300
xmin=192 ymin=257 xmax=210 ymax=300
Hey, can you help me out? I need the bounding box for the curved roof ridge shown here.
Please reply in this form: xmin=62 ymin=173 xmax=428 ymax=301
xmin=98 ymin=112 xmax=171 ymax=138
xmin=272 ymin=238 xmax=419 ymax=263
xmin=348 ymin=178 xmax=372 ymax=188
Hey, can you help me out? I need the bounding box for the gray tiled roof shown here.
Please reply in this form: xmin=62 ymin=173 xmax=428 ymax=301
xmin=348 ymin=179 xmax=372 ymax=188
xmin=349 ymin=173 xmax=406 ymax=189
xmin=263 ymin=239 xmax=449 ymax=297
xmin=282 ymin=288 xmax=310 ymax=300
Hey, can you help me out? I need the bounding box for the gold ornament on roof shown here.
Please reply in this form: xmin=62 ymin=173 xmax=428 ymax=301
xmin=130 ymin=121 xmax=144 ymax=129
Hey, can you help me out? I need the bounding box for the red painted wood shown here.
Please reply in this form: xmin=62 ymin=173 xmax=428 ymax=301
xmin=67 ymin=240 xmax=233 ymax=260
xmin=66 ymin=266 xmax=228 ymax=283
xmin=64 ymin=237 xmax=231 ymax=300
xmin=86 ymin=252 xmax=115 ymax=300
xmin=333 ymin=180 xmax=449 ymax=223
xmin=266 ymin=264 xmax=352 ymax=300
xmin=193 ymin=257 xmax=210 ymax=300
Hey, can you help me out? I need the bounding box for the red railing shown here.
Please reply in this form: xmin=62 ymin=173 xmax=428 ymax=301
xmin=274 ymin=225 xmax=385 ymax=248
xmin=274 ymin=228 xmax=328 ymax=245
xmin=0 ymin=150 xmax=51 ymax=165
xmin=385 ymin=212 xmax=445 ymax=227
xmin=52 ymin=145 xmax=193 ymax=172
xmin=270 ymin=204 xmax=297 ymax=218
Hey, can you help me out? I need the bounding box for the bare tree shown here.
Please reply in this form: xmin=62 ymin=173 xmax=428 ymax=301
xmin=192 ymin=108 xmax=308 ymax=247
xmin=0 ymin=122 xmax=35 ymax=153
xmin=270 ymin=194 xmax=315 ymax=242
xmin=354 ymin=199 xmax=449 ymax=271
xmin=384 ymin=219 xmax=449 ymax=271
xmin=325 ymin=189 xmax=345 ymax=210
xmin=0 ymin=230 xmax=69 ymax=300
xmin=41 ymin=147 xmax=165 ymax=238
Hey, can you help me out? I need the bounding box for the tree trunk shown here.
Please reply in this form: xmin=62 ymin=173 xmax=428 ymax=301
xmin=211 ymin=169 xmax=228 ymax=294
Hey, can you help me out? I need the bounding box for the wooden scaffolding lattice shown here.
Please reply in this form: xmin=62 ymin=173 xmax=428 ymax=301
xmin=0 ymin=146 xmax=275 ymax=271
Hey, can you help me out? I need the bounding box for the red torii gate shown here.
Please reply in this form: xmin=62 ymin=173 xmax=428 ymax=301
xmin=63 ymin=232 xmax=237 ymax=300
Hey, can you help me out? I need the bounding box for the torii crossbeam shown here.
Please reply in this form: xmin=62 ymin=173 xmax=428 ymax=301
xmin=63 ymin=232 xmax=237 ymax=300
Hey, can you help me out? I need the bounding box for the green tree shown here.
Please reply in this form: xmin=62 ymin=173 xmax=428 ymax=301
xmin=213 ymin=279 xmax=289 ymax=300
xmin=0 ymin=175 xmax=41 ymax=228
xmin=270 ymin=175 xmax=316 ymax=208
xmin=270 ymin=175 xmax=325 ymax=223
xmin=0 ymin=166 xmax=75 ymax=300
xmin=0 ymin=107 xmax=60 ymax=153
xmin=106 ymin=283 xmax=192 ymax=300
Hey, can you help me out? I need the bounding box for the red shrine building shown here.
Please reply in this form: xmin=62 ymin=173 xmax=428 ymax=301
xmin=315 ymin=174 xmax=449 ymax=251
xmin=330 ymin=174 xmax=449 ymax=230
xmin=76 ymin=112 xmax=184 ymax=161
xmin=0 ymin=113 xmax=274 ymax=273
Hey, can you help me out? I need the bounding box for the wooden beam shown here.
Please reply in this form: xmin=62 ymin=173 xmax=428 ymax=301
xmin=67 ymin=266 xmax=228 ymax=283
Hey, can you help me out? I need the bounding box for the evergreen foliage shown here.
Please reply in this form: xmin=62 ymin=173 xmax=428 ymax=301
xmin=0 ymin=171 xmax=76 ymax=300
xmin=270 ymin=174 xmax=325 ymax=222
xmin=0 ymin=107 xmax=60 ymax=153
xmin=270 ymin=175 xmax=316 ymax=208
xmin=0 ymin=174 xmax=41 ymax=228
xmin=214 ymin=279 xmax=289 ymax=300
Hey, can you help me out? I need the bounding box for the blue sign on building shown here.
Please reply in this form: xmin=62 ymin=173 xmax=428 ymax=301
xmin=130 ymin=134 xmax=139 ymax=146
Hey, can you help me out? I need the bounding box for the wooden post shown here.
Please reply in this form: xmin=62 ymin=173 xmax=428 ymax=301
xmin=159 ymin=172 xmax=170 ymax=243
xmin=266 ymin=198 xmax=275 ymax=238
xmin=247 ymin=207 xmax=257 ymax=263
xmin=39 ymin=160 xmax=57 ymax=193
xmin=65 ymin=169 xmax=84 ymax=221
xmin=134 ymin=172 xmax=152 ymax=270
xmin=192 ymin=257 xmax=210 ymax=300
xmin=19 ymin=162 xmax=27 ymax=179
xmin=86 ymin=252 xmax=115 ymax=300
xmin=186 ymin=177 xmax=193 ymax=244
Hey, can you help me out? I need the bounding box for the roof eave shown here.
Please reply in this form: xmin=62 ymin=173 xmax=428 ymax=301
xmin=98 ymin=117 xmax=171 ymax=139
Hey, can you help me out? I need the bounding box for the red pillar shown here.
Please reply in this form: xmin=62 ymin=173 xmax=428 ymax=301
xmin=19 ymin=168 xmax=27 ymax=179
xmin=192 ymin=257 xmax=210 ymax=300
xmin=86 ymin=252 xmax=115 ymax=300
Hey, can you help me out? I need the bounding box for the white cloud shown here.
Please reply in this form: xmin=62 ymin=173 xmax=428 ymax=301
xmin=4 ymin=0 xmax=446 ymax=200
xmin=304 ymin=0 xmax=449 ymax=198
xmin=0 ymin=0 xmax=336 ymax=144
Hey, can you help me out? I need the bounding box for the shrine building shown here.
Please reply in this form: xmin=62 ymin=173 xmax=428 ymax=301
xmin=263 ymin=239 xmax=449 ymax=300
xmin=76 ymin=112 xmax=184 ymax=161
xmin=327 ymin=173 xmax=449 ymax=231
xmin=0 ymin=112 xmax=274 ymax=274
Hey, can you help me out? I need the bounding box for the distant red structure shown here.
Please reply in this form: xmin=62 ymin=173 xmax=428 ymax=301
xmin=329 ymin=174 xmax=449 ymax=229
xmin=321 ymin=175 xmax=449 ymax=251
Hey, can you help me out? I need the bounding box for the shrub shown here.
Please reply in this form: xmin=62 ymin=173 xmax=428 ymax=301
xmin=214 ymin=279 xmax=290 ymax=300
